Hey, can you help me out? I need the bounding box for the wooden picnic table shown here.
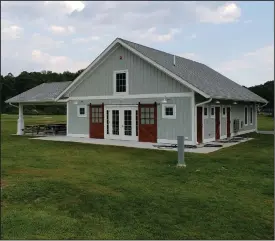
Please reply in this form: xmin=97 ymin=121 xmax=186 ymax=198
xmin=24 ymin=123 xmax=66 ymax=135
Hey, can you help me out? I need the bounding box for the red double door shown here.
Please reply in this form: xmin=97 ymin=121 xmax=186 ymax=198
xmin=89 ymin=103 xmax=158 ymax=143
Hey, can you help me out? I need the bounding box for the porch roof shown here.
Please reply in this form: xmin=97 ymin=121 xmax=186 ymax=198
xmin=5 ymin=81 xmax=72 ymax=104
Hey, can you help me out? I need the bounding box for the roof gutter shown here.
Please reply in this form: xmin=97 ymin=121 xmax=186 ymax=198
xmin=258 ymin=101 xmax=268 ymax=111
xmin=8 ymin=103 xmax=19 ymax=108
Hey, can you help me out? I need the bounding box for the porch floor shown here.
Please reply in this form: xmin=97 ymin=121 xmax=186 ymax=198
xmin=30 ymin=136 xmax=253 ymax=154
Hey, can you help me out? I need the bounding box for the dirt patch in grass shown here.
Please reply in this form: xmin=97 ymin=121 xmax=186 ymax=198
xmin=1 ymin=179 xmax=8 ymax=188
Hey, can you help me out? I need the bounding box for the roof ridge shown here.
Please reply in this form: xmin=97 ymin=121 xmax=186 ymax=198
xmin=118 ymin=37 xmax=202 ymax=64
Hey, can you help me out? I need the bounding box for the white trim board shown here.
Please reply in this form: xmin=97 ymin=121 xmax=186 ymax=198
xmin=162 ymin=103 xmax=176 ymax=119
xmin=55 ymin=38 xmax=210 ymax=101
xmin=68 ymin=92 xmax=193 ymax=101
xmin=113 ymin=69 xmax=129 ymax=96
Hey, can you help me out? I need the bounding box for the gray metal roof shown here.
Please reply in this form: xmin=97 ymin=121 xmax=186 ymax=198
xmin=5 ymin=81 xmax=72 ymax=103
xmin=119 ymin=38 xmax=267 ymax=103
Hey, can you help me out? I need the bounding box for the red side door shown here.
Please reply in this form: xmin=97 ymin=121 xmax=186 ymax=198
xmin=226 ymin=107 xmax=231 ymax=138
xmin=138 ymin=103 xmax=157 ymax=143
xmin=197 ymin=107 xmax=203 ymax=143
xmin=215 ymin=107 xmax=220 ymax=140
xmin=90 ymin=104 xmax=104 ymax=139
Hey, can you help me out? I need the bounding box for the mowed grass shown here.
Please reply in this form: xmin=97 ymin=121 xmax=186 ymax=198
xmin=1 ymin=114 xmax=274 ymax=240
xmin=258 ymin=115 xmax=274 ymax=131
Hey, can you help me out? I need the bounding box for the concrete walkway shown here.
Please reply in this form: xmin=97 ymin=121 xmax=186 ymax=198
xmin=31 ymin=136 xmax=253 ymax=154
xmin=257 ymin=131 xmax=274 ymax=135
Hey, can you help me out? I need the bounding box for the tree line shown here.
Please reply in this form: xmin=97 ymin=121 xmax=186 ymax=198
xmin=0 ymin=70 xmax=273 ymax=115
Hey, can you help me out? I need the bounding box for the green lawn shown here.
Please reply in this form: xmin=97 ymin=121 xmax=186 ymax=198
xmin=258 ymin=115 xmax=274 ymax=131
xmin=1 ymin=115 xmax=274 ymax=239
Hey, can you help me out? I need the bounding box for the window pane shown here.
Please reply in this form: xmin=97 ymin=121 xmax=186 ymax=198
xmin=150 ymin=107 xmax=154 ymax=113
xmin=204 ymin=108 xmax=208 ymax=116
xmin=116 ymin=72 xmax=126 ymax=93
xmin=211 ymin=108 xmax=214 ymax=115
xmin=165 ymin=107 xmax=173 ymax=116
xmin=79 ymin=108 xmax=85 ymax=115
xmin=245 ymin=107 xmax=248 ymax=124
xmin=150 ymin=119 xmax=154 ymax=124
xmin=141 ymin=119 xmax=145 ymax=124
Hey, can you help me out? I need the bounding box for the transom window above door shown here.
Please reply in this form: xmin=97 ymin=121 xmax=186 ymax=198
xmin=113 ymin=70 xmax=128 ymax=95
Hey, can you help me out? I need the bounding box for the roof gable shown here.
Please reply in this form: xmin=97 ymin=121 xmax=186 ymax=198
xmin=55 ymin=37 xmax=267 ymax=103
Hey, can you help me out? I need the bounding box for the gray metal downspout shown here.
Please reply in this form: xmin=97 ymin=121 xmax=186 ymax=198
xmin=8 ymin=103 xmax=19 ymax=108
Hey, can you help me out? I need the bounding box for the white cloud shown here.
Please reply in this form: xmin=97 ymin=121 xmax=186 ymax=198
xmin=44 ymin=1 xmax=85 ymax=14
xmin=48 ymin=25 xmax=75 ymax=34
xmin=31 ymin=49 xmax=88 ymax=73
xmin=178 ymin=52 xmax=201 ymax=61
xmin=244 ymin=19 xmax=252 ymax=24
xmin=134 ymin=27 xmax=181 ymax=43
xmin=219 ymin=45 xmax=274 ymax=72
xmin=217 ymin=44 xmax=274 ymax=86
xmin=1 ymin=25 xmax=23 ymax=40
xmin=72 ymin=36 xmax=100 ymax=44
xmin=187 ymin=33 xmax=197 ymax=40
xmin=31 ymin=33 xmax=65 ymax=50
xmin=195 ymin=2 xmax=241 ymax=24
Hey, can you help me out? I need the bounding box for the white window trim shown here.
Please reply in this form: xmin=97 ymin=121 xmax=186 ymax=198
xmin=222 ymin=106 xmax=226 ymax=117
xmin=244 ymin=105 xmax=248 ymax=126
xmin=210 ymin=106 xmax=215 ymax=118
xmin=113 ymin=69 xmax=129 ymax=96
xmin=77 ymin=105 xmax=87 ymax=118
xmin=203 ymin=106 xmax=209 ymax=119
xmin=162 ymin=104 xmax=176 ymax=119
xmin=250 ymin=105 xmax=253 ymax=125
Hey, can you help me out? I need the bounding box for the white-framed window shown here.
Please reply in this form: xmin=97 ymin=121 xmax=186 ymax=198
xmin=203 ymin=106 xmax=208 ymax=119
xmin=244 ymin=106 xmax=248 ymax=126
xmin=210 ymin=106 xmax=215 ymax=118
xmin=250 ymin=106 xmax=253 ymax=125
xmin=222 ymin=106 xmax=226 ymax=117
xmin=77 ymin=105 xmax=87 ymax=117
xmin=162 ymin=104 xmax=176 ymax=119
xmin=113 ymin=70 xmax=129 ymax=95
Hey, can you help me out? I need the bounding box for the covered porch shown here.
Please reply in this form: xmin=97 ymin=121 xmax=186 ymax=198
xmin=5 ymin=81 xmax=71 ymax=136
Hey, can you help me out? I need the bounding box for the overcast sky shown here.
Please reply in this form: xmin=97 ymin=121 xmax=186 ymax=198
xmin=1 ymin=1 xmax=274 ymax=87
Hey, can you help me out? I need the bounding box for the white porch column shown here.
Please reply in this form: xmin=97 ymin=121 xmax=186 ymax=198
xmin=66 ymin=101 xmax=69 ymax=136
xmin=17 ymin=103 xmax=24 ymax=135
xmin=255 ymin=103 xmax=258 ymax=133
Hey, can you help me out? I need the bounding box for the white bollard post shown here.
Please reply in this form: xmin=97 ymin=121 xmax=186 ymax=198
xmin=177 ymin=136 xmax=186 ymax=167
